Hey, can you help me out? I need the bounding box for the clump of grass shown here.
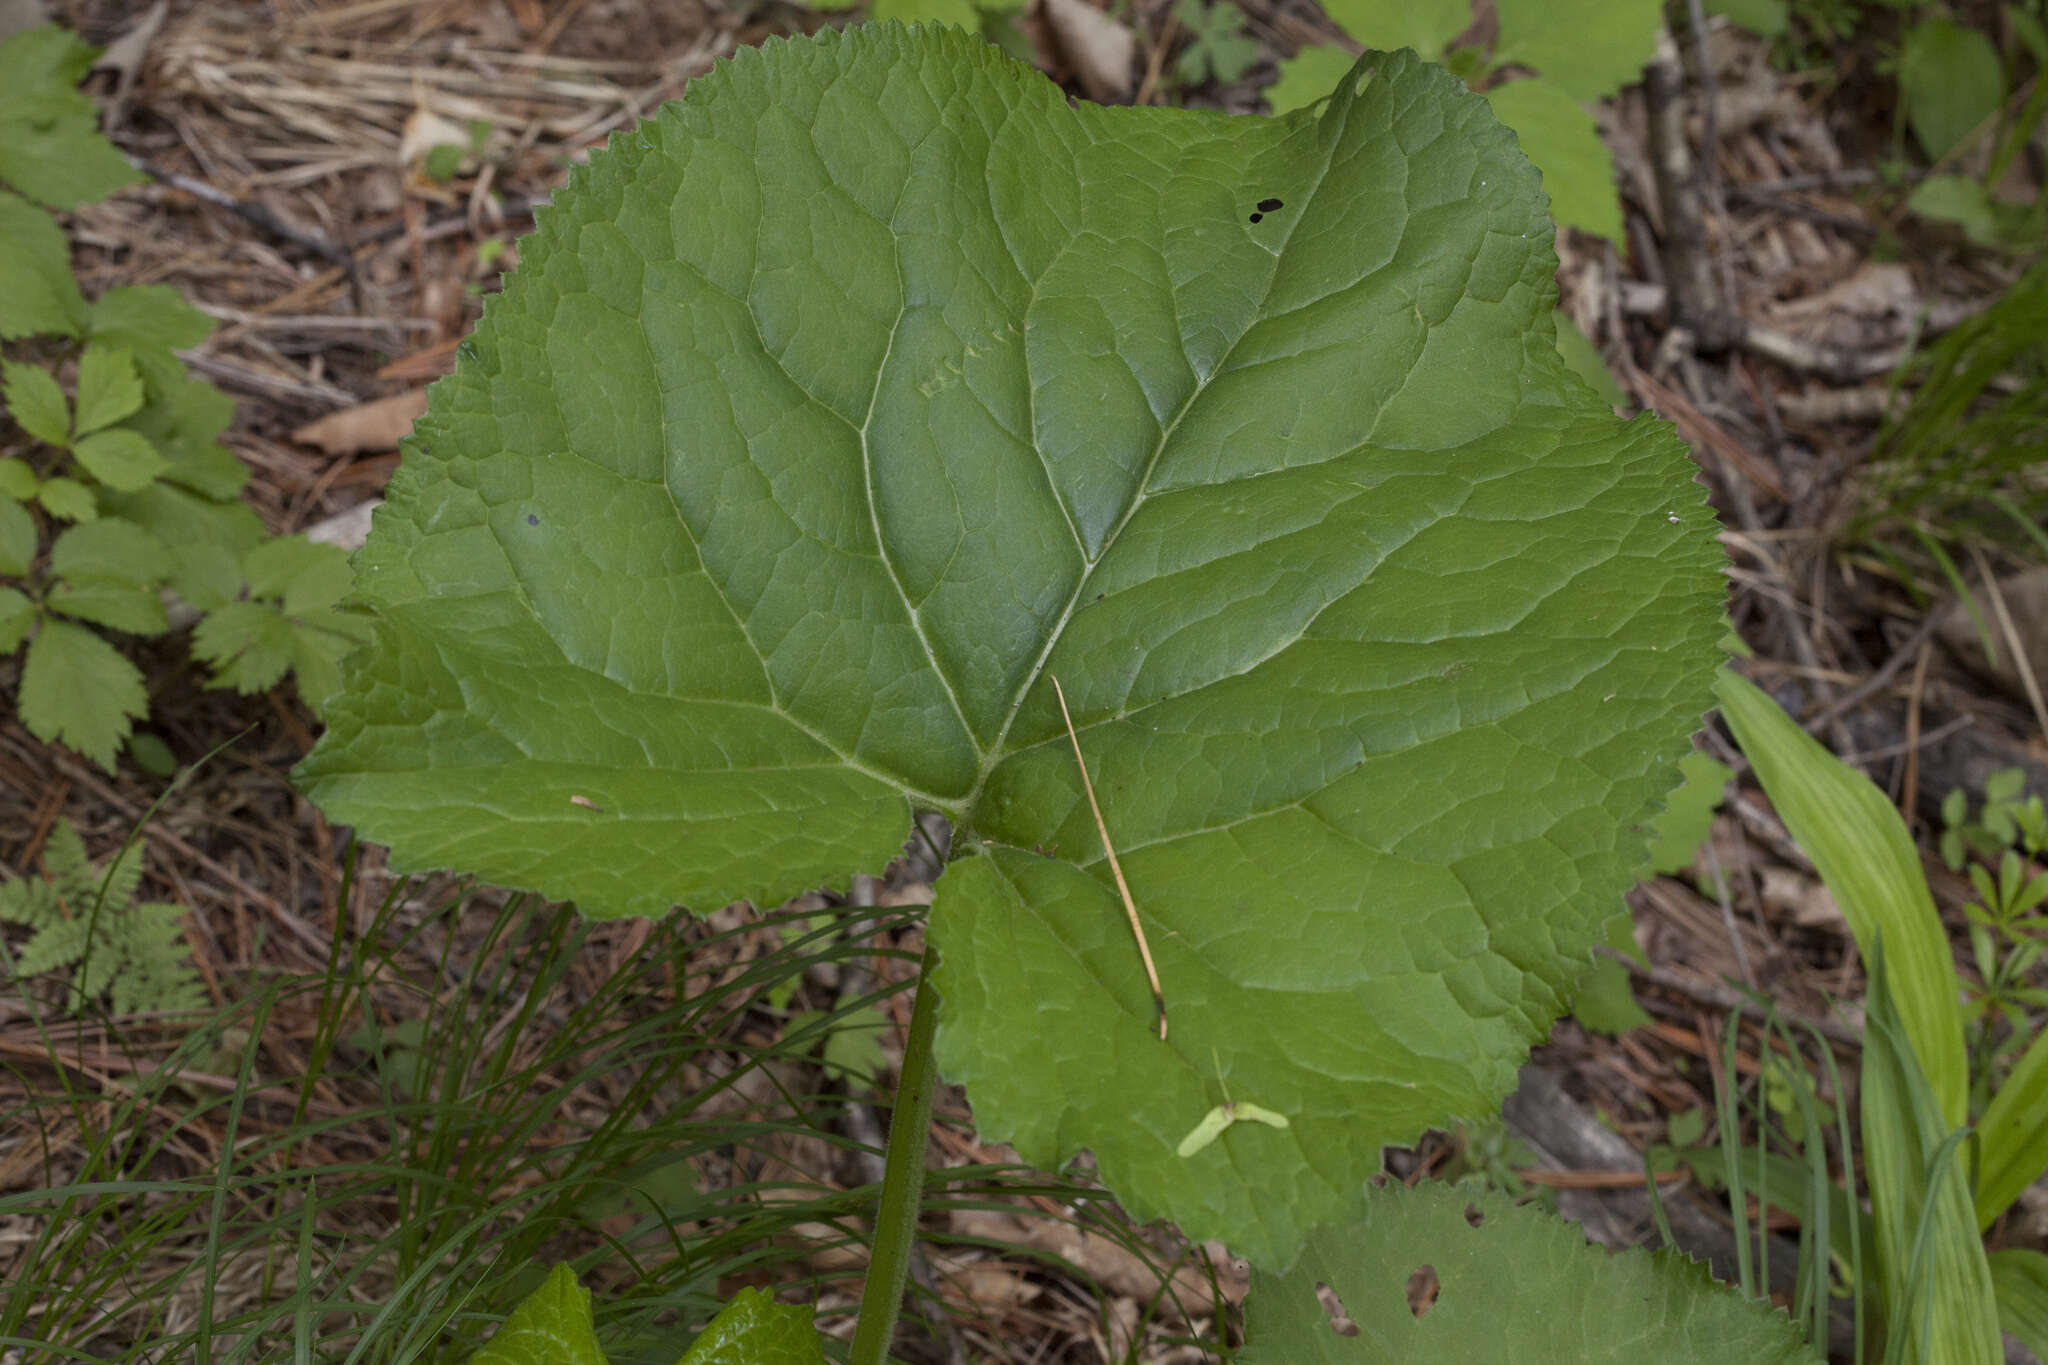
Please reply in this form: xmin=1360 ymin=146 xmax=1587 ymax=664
xmin=1850 ymin=259 xmax=2048 ymax=566
xmin=0 ymin=850 xmax=1225 ymax=1363
xmin=0 ymin=851 xmax=914 ymax=1361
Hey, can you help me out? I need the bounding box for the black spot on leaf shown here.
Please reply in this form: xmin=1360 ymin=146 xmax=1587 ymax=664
xmin=1248 ymin=212 xmax=1262 ymax=223
xmin=527 ymin=514 xmax=540 ymax=526
xmin=1258 ymin=197 xmax=1284 ymax=212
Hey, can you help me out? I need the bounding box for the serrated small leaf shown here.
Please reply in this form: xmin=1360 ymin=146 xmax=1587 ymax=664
xmin=1241 ymin=1182 xmax=1821 ymax=1362
xmin=1263 ymin=45 xmax=1360 ymax=117
xmin=0 ymin=190 xmax=87 ymax=339
xmin=0 ymin=26 xmax=145 ymax=210
xmin=243 ymin=534 xmax=355 ymax=612
xmin=1707 ymin=0 xmax=1788 ymax=37
xmin=286 ymin=608 xmax=375 ymax=712
xmin=872 ymin=0 xmax=980 ymax=25
xmin=51 ymin=517 xmax=171 ymax=585
xmin=104 ymin=481 xmax=265 ymax=608
xmin=467 ymin=1263 xmax=604 ymax=1365
xmin=0 ymin=459 xmax=37 ymax=502
xmin=193 ymin=600 xmax=297 ymax=693
xmin=1899 ymin=18 xmax=2004 ymax=162
xmin=121 ymin=376 xmax=246 ymax=500
xmin=1494 ymin=0 xmax=1661 ymax=99
xmin=4 ymin=358 xmax=71 ymax=447
xmin=0 ymin=499 xmax=36 ymax=576
xmin=817 ymin=1000 xmax=890 ymax=1082
xmin=1317 ymin=0 xmax=1467 ymax=57
xmin=19 ymin=618 xmax=148 ymax=769
xmin=73 ymin=345 xmax=145 ymax=437
xmin=170 ymin=541 xmax=246 ymax=613
xmin=1644 ymin=748 xmax=1733 ymax=875
xmin=678 ymin=1287 xmax=827 ymax=1365
xmin=47 ymin=519 xmax=173 ymax=630
xmin=1571 ymin=908 xmax=1652 ymax=1035
xmin=88 ymin=284 xmax=217 ymax=353
xmin=48 ymin=578 xmax=168 ymax=634
xmin=1553 ymin=311 xmax=1626 ymax=409
xmin=0 ymin=586 xmax=34 ymax=653
xmin=1908 ymin=174 xmax=2007 ymax=247
xmin=1485 ymin=78 xmax=1623 ymax=244
xmin=72 ymin=428 xmax=170 ymax=492
xmin=37 ymin=477 xmax=97 ymax=522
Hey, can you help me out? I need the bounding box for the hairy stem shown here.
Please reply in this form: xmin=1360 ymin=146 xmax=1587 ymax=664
xmin=848 ymin=946 xmax=940 ymax=1365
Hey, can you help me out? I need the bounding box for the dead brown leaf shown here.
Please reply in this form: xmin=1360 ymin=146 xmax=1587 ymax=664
xmin=1028 ymin=0 xmax=1135 ymax=104
xmin=291 ymin=390 xmax=429 ymax=456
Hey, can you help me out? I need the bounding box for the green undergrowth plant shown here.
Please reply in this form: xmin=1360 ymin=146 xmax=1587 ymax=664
xmin=283 ymin=21 xmax=1853 ymax=1360
xmin=1716 ymin=669 xmax=2048 ymax=1362
xmin=1267 ymin=0 xmax=1657 ymax=246
xmin=0 ymin=816 xmax=204 ymax=1019
xmin=1940 ymin=768 xmax=2048 ymax=1115
xmin=1709 ymin=0 xmax=2046 ymax=246
xmin=0 ymin=23 xmax=371 ymax=772
xmin=6 ymin=857 xmax=1146 ymax=1361
xmin=1265 ymin=0 xmax=1651 ymax=412
xmin=1171 ymin=0 xmax=1263 ymax=89
xmin=1847 ymin=255 xmax=2048 ymax=577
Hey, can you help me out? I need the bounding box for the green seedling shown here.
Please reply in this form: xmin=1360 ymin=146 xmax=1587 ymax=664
xmin=1177 ymin=1098 xmax=1291 ymax=1157
xmin=1177 ymin=1047 xmax=1289 ymax=1157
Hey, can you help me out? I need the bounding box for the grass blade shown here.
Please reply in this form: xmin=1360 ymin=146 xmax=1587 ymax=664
xmin=1715 ymin=668 xmax=1968 ymax=1126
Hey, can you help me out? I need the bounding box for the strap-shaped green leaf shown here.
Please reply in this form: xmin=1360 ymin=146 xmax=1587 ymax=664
xmin=299 ymin=26 xmax=1725 ymax=1268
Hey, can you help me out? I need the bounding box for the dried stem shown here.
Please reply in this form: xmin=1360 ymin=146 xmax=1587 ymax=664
xmin=1050 ymin=675 xmax=1168 ymax=1040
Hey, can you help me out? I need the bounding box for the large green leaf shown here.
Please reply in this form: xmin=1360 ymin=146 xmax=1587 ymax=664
xmin=1240 ymin=1181 xmax=1821 ymax=1361
xmin=299 ymin=27 xmax=1724 ymax=1268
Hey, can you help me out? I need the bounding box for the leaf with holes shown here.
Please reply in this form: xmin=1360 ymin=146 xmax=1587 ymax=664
xmin=1240 ymin=1181 xmax=1822 ymax=1361
xmin=298 ymin=26 xmax=1725 ymax=1269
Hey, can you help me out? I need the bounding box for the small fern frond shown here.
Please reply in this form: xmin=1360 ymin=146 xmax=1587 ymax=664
xmin=93 ymin=841 xmax=147 ymax=922
xmin=1 ymin=819 xmax=206 ymax=1021
xmin=42 ymin=821 xmax=96 ymax=907
xmin=0 ymin=876 xmax=60 ymax=930
xmin=109 ymin=906 xmax=207 ymax=1017
xmin=15 ymin=916 xmax=90 ymax=978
